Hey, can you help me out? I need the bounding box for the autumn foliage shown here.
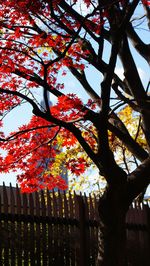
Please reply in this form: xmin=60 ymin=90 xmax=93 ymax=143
xmin=0 ymin=0 xmax=149 ymax=196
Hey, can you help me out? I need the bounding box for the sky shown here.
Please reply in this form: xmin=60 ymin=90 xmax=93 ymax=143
xmin=0 ymin=2 xmax=150 ymax=195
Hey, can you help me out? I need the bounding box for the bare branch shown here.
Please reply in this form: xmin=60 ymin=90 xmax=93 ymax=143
xmin=126 ymin=23 xmax=150 ymax=64
xmin=127 ymin=156 xmax=150 ymax=204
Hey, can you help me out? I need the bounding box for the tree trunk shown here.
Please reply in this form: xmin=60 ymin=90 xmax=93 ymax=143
xmin=96 ymin=188 xmax=128 ymax=266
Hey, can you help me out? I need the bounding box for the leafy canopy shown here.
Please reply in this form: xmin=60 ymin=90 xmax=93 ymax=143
xmin=0 ymin=0 xmax=150 ymax=196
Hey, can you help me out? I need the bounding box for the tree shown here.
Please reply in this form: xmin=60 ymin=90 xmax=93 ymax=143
xmin=0 ymin=0 xmax=150 ymax=265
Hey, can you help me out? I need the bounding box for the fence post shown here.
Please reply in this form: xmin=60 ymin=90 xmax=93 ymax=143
xmin=77 ymin=194 xmax=89 ymax=266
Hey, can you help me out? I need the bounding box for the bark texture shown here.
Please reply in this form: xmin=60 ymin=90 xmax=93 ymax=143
xmin=96 ymin=185 xmax=128 ymax=266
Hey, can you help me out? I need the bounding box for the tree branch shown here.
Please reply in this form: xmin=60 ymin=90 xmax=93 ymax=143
xmin=0 ymin=88 xmax=41 ymax=115
xmin=69 ymin=67 xmax=101 ymax=103
xmin=0 ymin=125 xmax=57 ymax=142
xmin=127 ymin=156 xmax=150 ymax=204
xmin=108 ymin=122 xmax=148 ymax=162
xmin=126 ymin=23 xmax=150 ymax=64
xmin=119 ymin=35 xmax=147 ymax=103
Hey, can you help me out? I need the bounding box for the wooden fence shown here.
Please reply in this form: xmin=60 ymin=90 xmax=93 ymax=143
xmin=0 ymin=183 xmax=149 ymax=266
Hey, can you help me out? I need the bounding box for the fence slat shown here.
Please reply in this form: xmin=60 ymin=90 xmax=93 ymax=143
xmin=64 ymin=190 xmax=69 ymax=219
xmin=35 ymin=191 xmax=41 ymax=265
xmin=2 ymin=183 xmax=10 ymax=265
xmin=52 ymin=190 xmax=58 ymax=218
xmin=64 ymin=191 xmax=71 ymax=265
xmin=77 ymin=194 xmax=88 ymax=266
xmin=68 ymin=192 xmax=76 ymax=266
xmin=29 ymin=193 xmax=36 ymax=265
xmin=0 ymin=193 xmax=2 ymax=265
xmin=3 ymin=182 xmax=8 ymax=214
xmin=46 ymin=190 xmax=54 ymax=265
xmin=46 ymin=189 xmax=52 ymax=217
xmin=10 ymin=183 xmax=15 ymax=215
xmin=16 ymin=184 xmax=22 ymax=215
xmin=22 ymin=192 xmax=28 ymax=216
xmin=9 ymin=184 xmax=16 ymax=264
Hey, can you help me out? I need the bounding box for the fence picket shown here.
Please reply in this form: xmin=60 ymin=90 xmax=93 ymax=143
xmin=46 ymin=190 xmax=54 ymax=265
xmin=22 ymin=192 xmax=29 ymax=265
xmin=35 ymin=191 xmax=41 ymax=265
xmin=40 ymin=190 xmax=48 ymax=265
xmin=57 ymin=190 xmax=65 ymax=263
xmin=15 ymin=185 xmax=22 ymax=265
xmin=29 ymin=193 xmax=36 ymax=265
xmin=9 ymin=184 xmax=16 ymax=264
xmin=10 ymin=183 xmax=15 ymax=215
xmin=22 ymin=192 xmax=28 ymax=216
xmin=16 ymin=184 xmax=21 ymax=215
xmin=77 ymin=194 xmax=88 ymax=266
xmin=3 ymin=182 xmax=8 ymax=214
xmin=2 ymin=183 xmax=10 ymax=265
xmin=0 ymin=193 xmax=2 ymax=265
xmin=46 ymin=189 xmax=52 ymax=217
xmin=64 ymin=191 xmax=70 ymax=265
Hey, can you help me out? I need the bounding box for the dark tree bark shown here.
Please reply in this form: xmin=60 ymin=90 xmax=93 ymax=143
xmin=96 ymin=195 xmax=127 ymax=266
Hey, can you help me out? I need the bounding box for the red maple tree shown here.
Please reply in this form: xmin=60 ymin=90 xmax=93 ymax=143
xmin=0 ymin=1 xmax=150 ymax=265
